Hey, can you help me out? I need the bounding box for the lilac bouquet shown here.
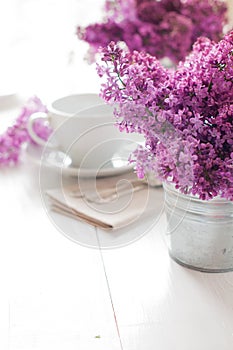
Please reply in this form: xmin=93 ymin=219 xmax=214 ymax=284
xmin=77 ymin=0 xmax=227 ymax=64
xmin=0 ymin=97 xmax=51 ymax=166
xmin=97 ymin=30 xmax=233 ymax=200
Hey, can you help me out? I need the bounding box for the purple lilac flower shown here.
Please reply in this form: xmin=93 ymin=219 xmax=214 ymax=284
xmin=77 ymin=0 xmax=227 ymax=64
xmin=97 ymin=30 xmax=233 ymax=200
xmin=0 ymin=96 xmax=51 ymax=166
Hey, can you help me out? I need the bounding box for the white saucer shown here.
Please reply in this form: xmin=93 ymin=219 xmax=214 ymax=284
xmin=0 ymin=92 xmax=18 ymax=110
xmin=26 ymin=143 xmax=134 ymax=178
xmin=0 ymin=92 xmax=16 ymax=100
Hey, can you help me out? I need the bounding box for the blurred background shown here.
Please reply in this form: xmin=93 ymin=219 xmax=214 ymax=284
xmin=0 ymin=0 xmax=106 ymax=103
xmin=228 ymin=0 xmax=233 ymax=27
xmin=0 ymin=0 xmax=232 ymax=104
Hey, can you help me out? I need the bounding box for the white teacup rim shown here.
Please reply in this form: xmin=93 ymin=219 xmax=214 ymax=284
xmin=48 ymin=93 xmax=104 ymax=118
xmin=73 ymin=103 xmax=116 ymax=119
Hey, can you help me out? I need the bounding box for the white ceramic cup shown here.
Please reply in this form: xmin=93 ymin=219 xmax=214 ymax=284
xmin=27 ymin=93 xmax=104 ymax=146
xmin=28 ymin=93 xmax=138 ymax=169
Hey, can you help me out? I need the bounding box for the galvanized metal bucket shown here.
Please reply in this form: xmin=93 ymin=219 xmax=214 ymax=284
xmin=163 ymin=182 xmax=233 ymax=272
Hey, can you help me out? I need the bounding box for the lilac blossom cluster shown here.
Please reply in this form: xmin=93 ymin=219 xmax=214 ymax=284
xmin=77 ymin=0 xmax=227 ymax=64
xmin=0 ymin=96 xmax=51 ymax=166
xmin=97 ymin=30 xmax=233 ymax=200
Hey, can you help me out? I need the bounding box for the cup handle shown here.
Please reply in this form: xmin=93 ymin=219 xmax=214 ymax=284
xmin=27 ymin=112 xmax=55 ymax=148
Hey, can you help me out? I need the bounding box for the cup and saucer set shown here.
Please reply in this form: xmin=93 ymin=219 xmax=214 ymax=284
xmin=26 ymin=94 xmax=162 ymax=246
xmin=26 ymin=93 xmax=144 ymax=178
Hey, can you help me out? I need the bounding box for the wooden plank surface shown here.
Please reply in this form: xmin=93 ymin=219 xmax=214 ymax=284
xmin=0 ymin=162 xmax=122 ymax=350
xmin=98 ymin=215 xmax=233 ymax=350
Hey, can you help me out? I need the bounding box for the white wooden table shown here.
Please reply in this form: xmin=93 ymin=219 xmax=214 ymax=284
xmin=0 ymin=113 xmax=233 ymax=350
xmin=0 ymin=1 xmax=233 ymax=348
